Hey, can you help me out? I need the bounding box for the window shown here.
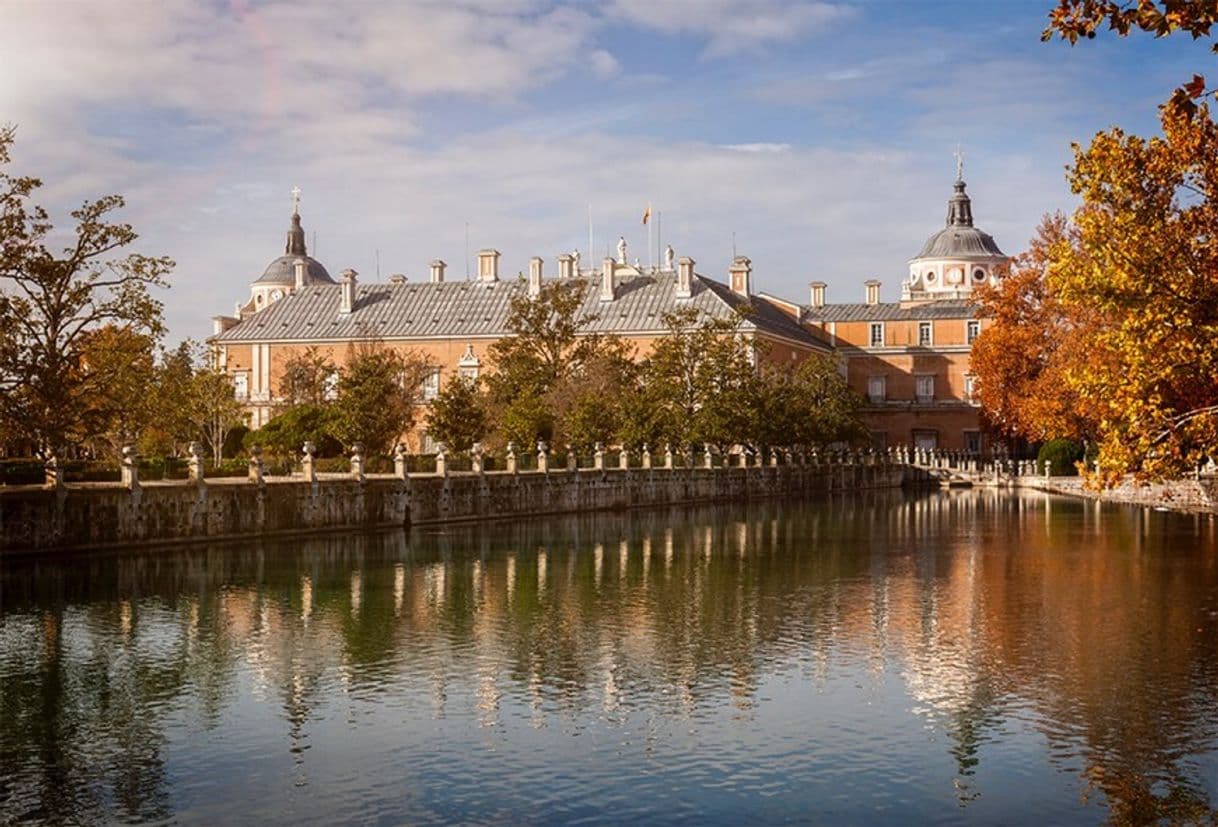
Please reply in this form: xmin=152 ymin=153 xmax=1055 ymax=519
xmin=964 ymin=430 xmax=982 ymax=454
xmin=867 ymin=375 xmax=886 ymax=403
xmin=918 ymin=322 xmax=932 ymax=347
xmin=869 ymin=322 xmax=884 ymax=348
xmin=966 ymin=320 xmax=981 ymax=344
xmin=421 ymin=431 xmax=438 ymax=454
xmin=912 ymin=430 xmax=938 ymax=452
xmin=964 ymin=374 xmax=978 ymax=402
xmin=323 ymin=370 xmax=340 ymax=401
xmin=232 ymin=373 xmax=249 ymax=401
xmin=973 ymin=268 xmax=986 ymax=282
xmin=915 ymin=375 xmax=935 ymax=403
xmin=458 ymin=343 xmax=481 ymax=380
xmin=925 ymin=269 xmax=937 ymax=283
xmin=422 ymin=368 xmax=441 ymax=401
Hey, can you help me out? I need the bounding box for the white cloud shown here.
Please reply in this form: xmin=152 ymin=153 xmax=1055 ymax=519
xmin=607 ymin=0 xmax=855 ymax=57
xmin=718 ymin=143 xmax=792 ymax=153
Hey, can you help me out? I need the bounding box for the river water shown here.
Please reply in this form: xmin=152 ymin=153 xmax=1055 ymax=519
xmin=1 ymin=490 xmax=1217 ymax=825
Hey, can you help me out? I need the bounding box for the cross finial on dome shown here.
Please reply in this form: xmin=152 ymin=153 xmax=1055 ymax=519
xmin=290 ymin=185 xmax=302 ymax=216
xmin=953 ymin=145 xmax=964 ymax=182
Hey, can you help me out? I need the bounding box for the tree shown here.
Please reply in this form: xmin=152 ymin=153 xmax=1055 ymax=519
xmin=484 ymin=278 xmax=629 ymax=447
xmin=186 ymin=367 xmax=247 ymax=466
xmin=1043 ymin=0 xmax=1218 ymax=116
xmin=1050 ymin=104 xmax=1218 ymax=479
xmin=969 ymin=215 xmax=1096 ymax=446
xmin=331 ymin=343 xmax=434 ymax=456
xmin=276 ymin=346 xmax=337 ymax=410
xmin=550 ymin=338 xmax=639 ymax=451
xmin=76 ymin=324 xmax=159 ymax=454
xmin=753 ymin=355 xmax=866 ymax=450
xmin=0 ymin=125 xmax=173 ymax=455
xmin=425 ymin=375 xmax=488 ymax=453
xmin=244 ymin=404 xmax=342 ymax=459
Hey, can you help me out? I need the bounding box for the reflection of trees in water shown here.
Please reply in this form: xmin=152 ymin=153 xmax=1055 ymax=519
xmin=1 ymin=491 xmax=1217 ymax=823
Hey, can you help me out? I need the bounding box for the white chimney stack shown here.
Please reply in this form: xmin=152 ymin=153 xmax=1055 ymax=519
xmin=809 ymin=281 xmax=826 ymax=308
xmin=340 ymin=268 xmax=357 ymax=314
xmin=600 ymin=257 xmax=616 ymax=302
xmin=865 ymin=279 xmax=881 ymax=306
xmin=429 ymin=260 xmax=446 ymax=283
xmin=477 ymin=249 xmax=500 ymax=283
xmin=557 ymin=253 xmax=575 ymax=279
xmin=528 ymin=256 xmax=543 ymax=298
xmin=676 ymin=256 xmax=695 ymax=299
xmin=728 ymin=255 xmax=752 ymax=297
xmin=293 ymin=258 xmax=307 ymax=291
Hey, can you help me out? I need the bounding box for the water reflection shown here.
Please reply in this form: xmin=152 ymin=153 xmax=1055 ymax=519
xmin=2 ymin=491 xmax=1217 ymax=825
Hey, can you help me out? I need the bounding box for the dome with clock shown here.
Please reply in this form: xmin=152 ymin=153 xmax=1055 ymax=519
xmin=902 ymin=167 xmax=1008 ymax=302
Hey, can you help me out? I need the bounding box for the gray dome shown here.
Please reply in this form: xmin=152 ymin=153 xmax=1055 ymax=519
xmin=915 ymin=226 xmax=1005 ymax=259
xmin=914 ymin=177 xmax=1006 ymax=260
xmin=256 ymin=255 xmax=333 ymax=285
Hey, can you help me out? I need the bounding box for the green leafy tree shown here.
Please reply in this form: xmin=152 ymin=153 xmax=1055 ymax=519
xmin=332 ymin=343 xmax=434 ymax=456
xmin=187 ymin=367 xmax=247 ymax=466
xmin=425 ymin=375 xmax=489 ymax=453
xmin=0 ymin=125 xmax=173 ymax=455
xmin=77 ymin=324 xmax=159 ymax=456
xmin=753 ymin=354 xmax=866 ymax=450
xmin=484 ymin=278 xmax=628 ymax=447
xmin=276 ymin=346 xmax=337 ymax=410
xmin=244 ymin=404 xmax=342 ymax=459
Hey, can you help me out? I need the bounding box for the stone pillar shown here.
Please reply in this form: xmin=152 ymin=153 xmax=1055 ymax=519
xmin=506 ymin=442 xmax=517 ymax=474
xmin=566 ymin=445 xmax=577 ymax=471
xmin=188 ymin=441 xmax=206 ymax=485
xmin=247 ymin=445 xmax=264 ymax=485
xmin=664 ymin=443 xmax=674 ymax=470
xmin=434 ymin=443 xmax=447 ymax=477
xmin=619 ymin=446 xmax=629 ymax=470
xmin=537 ymin=441 xmax=548 ymax=474
xmin=770 ymin=449 xmax=779 ymax=468
xmin=593 ymin=442 xmax=604 ymax=470
xmin=703 ymin=444 xmax=714 ymax=469
xmin=471 ymin=442 xmax=484 ymax=475
xmin=44 ymin=451 xmax=63 ymax=490
xmin=350 ymin=443 xmax=366 ymax=482
xmin=120 ymin=445 xmax=141 ymax=489
xmin=684 ymin=445 xmax=694 ymax=469
xmin=641 ymin=444 xmax=652 ymax=469
xmin=738 ymin=450 xmax=748 ymax=468
xmin=393 ymin=443 xmax=408 ymax=480
xmin=302 ymin=441 xmax=318 ymax=483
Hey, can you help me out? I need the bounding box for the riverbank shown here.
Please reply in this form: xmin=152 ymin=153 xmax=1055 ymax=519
xmin=1024 ymin=474 xmax=1218 ymax=514
xmin=0 ymin=462 xmax=920 ymax=554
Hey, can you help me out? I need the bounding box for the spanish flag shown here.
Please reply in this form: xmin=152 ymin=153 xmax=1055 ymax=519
xmin=642 ymin=204 xmax=651 ymax=225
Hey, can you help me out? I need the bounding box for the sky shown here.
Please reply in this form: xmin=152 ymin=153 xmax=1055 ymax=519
xmin=2 ymin=0 xmax=1211 ymax=342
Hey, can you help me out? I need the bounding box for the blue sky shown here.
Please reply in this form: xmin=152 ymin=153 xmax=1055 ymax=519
xmin=2 ymin=0 xmax=1209 ymax=341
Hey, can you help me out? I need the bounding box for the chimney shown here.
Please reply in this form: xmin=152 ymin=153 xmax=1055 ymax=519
xmin=865 ymin=279 xmax=881 ymax=306
xmin=676 ymin=256 xmax=694 ymax=299
xmin=477 ymin=249 xmax=500 ymax=283
xmin=557 ymin=253 xmax=575 ymax=279
xmin=212 ymin=316 xmax=238 ymax=336
xmin=809 ymin=281 xmax=826 ymax=308
xmin=528 ymin=256 xmax=543 ymax=298
xmin=728 ymin=255 xmax=752 ymax=297
xmin=340 ymin=268 xmax=357 ymax=314
xmin=293 ymin=258 xmax=307 ymax=290
xmin=429 ymin=260 xmax=446 ymax=283
xmin=600 ymin=257 xmax=616 ymax=302
xmin=389 ymin=273 xmax=407 ymax=285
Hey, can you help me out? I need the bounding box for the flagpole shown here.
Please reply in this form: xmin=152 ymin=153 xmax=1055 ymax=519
xmin=657 ymin=211 xmax=663 ymax=270
xmin=647 ymin=200 xmax=653 ymax=271
xmin=587 ymin=203 xmax=593 ymax=276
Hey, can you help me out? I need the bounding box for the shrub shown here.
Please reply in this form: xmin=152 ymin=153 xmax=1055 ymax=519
xmin=1037 ymin=438 xmax=1084 ymax=476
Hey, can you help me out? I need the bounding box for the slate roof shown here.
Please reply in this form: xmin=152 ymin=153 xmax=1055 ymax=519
xmin=255 ymin=254 xmax=334 ymax=285
xmin=804 ymin=299 xmax=978 ymax=323
xmin=914 ymin=226 xmax=1005 ymax=259
xmin=213 ymin=271 xmax=830 ymax=350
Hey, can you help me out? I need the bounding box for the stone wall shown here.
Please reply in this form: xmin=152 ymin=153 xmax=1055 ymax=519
xmin=1027 ymin=475 xmax=1218 ymax=513
xmin=1 ymin=463 xmax=914 ymax=554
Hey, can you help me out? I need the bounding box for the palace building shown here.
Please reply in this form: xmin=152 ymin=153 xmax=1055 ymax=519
xmin=792 ymin=170 xmax=1006 ymax=452
xmin=210 ymin=166 xmax=1007 ymax=453
xmin=209 ymin=203 xmax=831 ymax=447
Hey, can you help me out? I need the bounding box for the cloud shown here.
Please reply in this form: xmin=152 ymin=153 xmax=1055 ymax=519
xmin=606 ymin=0 xmax=855 ymax=57
xmin=718 ymin=143 xmax=792 ymax=153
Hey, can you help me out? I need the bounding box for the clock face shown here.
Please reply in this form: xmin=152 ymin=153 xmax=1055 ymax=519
xmin=947 ymin=268 xmax=964 ymax=285
xmin=271 ymin=289 xmax=284 ymax=301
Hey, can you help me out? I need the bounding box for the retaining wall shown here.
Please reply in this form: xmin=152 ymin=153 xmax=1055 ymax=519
xmin=1027 ymin=475 xmax=1218 ymax=513
xmin=1 ymin=463 xmax=914 ymax=554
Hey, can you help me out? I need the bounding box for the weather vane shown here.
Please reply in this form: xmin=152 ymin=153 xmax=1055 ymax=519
xmin=291 ymin=185 xmax=301 ymax=214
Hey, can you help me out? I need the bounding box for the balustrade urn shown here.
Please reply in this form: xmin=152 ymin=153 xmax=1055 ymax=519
xmin=593 ymin=442 xmax=604 ymax=470
xmin=566 ymin=444 xmax=577 ymax=471
xmin=393 ymin=443 xmax=408 ymax=480
xmin=538 ymin=441 xmax=549 ymax=474
xmin=350 ymin=443 xmax=366 ymax=481
xmin=303 ymin=441 xmax=318 ymax=483
xmin=641 ymin=444 xmax=652 ymax=469
xmin=471 ymin=442 xmax=484 ymax=475
xmin=247 ymin=445 xmax=264 ymax=485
